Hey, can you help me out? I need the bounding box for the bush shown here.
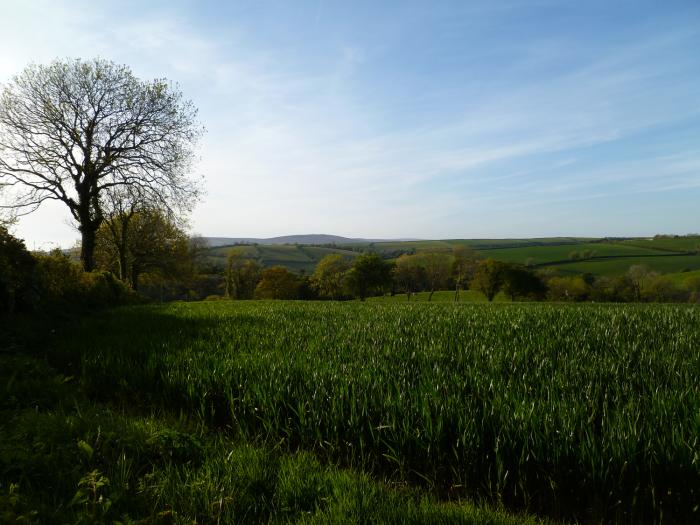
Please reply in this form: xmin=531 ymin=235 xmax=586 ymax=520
xmin=0 ymin=226 xmax=35 ymax=315
xmin=33 ymin=251 xmax=137 ymax=312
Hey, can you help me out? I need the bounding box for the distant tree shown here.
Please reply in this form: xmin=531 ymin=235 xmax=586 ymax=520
xmin=225 ymin=249 xmax=262 ymax=299
xmin=627 ymin=265 xmax=653 ymax=301
xmin=254 ymin=266 xmax=300 ymax=299
xmin=643 ymin=276 xmax=687 ymax=303
xmin=0 ymin=58 xmax=203 ymax=271
xmin=500 ymin=264 xmax=546 ymax=301
xmin=311 ymin=254 xmax=350 ymax=300
xmin=471 ymin=259 xmax=506 ymax=302
xmin=419 ymin=251 xmax=453 ymax=301
xmin=546 ymin=276 xmax=589 ymax=302
xmin=393 ymin=254 xmax=426 ymax=301
xmin=346 ymin=253 xmax=393 ymax=301
xmin=685 ymin=276 xmax=700 ymax=303
xmin=452 ymin=246 xmax=481 ymax=302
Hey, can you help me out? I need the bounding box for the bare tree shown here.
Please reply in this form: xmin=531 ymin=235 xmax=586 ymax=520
xmin=0 ymin=58 xmax=203 ymax=270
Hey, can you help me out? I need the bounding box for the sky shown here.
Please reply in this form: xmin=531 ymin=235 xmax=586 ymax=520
xmin=0 ymin=0 xmax=699 ymax=248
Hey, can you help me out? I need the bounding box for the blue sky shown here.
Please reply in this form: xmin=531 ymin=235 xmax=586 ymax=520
xmin=1 ymin=0 xmax=699 ymax=247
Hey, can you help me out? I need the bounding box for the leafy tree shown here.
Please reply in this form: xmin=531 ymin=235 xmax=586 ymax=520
xmin=627 ymin=265 xmax=654 ymax=301
xmin=416 ymin=251 xmax=453 ymax=301
xmin=470 ymin=259 xmax=506 ymax=302
xmin=95 ymin=209 xmax=191 ymax=292
xmin=254 ymin=266 xmax=301 ymax=299
xmin=346 ymin=253 xmax=393 ymax=301
xmin=393 ymin=254 xmax=426 ymax=301
xmin=452 ymin=245 xmax=480 ymax=302
xmin=225 ymin=249 xmax=262 ymax=299
xmin=500 ymin=264 xmax=546 ymax=301
xmin=0 ymin=58 xmax=202 ymax=271
xmin=311 ymin=254 xmax=350 ymax=300
xmin=546 ymin=276 xmax=590 ymax=302
xmin=643 ymin=276 xmax=687 ymax=303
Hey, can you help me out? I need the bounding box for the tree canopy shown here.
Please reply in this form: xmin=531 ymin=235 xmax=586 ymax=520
xmin=0 ymin=58 xmax=203 ymax=270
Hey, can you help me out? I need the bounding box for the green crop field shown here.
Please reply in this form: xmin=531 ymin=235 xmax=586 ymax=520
xmin=34 ymin=301 xmax=700 ymax=523
xmin=548 ymin=253 xmax=700 ymax=276
xmin=478 ymin=242 xmax=672 ymax=266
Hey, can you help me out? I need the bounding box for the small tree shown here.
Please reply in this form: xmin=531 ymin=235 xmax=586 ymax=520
xmin=95 ymin=208 xmax=191 ymax=291
xmin=500 ymin=264 xmax=546 ymax=301
xmin=225 ymin=249 xmax=262 ymax=299
xmin=627 ymin=265 xmax=653 ymax=302
xmin=452 ymin=245 xmax=480 ymax=302
xmin=418 ymin=251 xmax=453 ymax=301
xmin=311 ymin=254 xmax=350 ymax=300
xmin=393 ymin=254 xmax=426 ymax=301
xmin=470 ymin=259 xmax=506 ymax=302
xmin=254 ymin=266 xmax=301 ymax=299
xmin=346 ymin=253 xmax=393 ymax=301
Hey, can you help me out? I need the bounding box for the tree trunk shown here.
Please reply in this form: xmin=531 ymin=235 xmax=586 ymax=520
xmin=428 ymin=289 xmax=435 ymax=302
xmin=131 ymin=265 xmax=140 ymax=292
xmin=80 ymin=223 xmax=98 ymax=271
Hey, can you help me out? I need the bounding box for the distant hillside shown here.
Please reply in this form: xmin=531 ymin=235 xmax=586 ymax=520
xmin=201 ymin=235 xmax=700 ymax=278
xmin=203 ymin=234 xmax=397 ymax=247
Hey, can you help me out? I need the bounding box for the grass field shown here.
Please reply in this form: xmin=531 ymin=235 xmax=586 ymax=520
xmin=33 ymin=300 xmax=700 ymax=523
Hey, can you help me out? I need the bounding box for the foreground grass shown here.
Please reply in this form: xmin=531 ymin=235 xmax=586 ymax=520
xmin=1 ymin=351 xmax=545 ymax=524
xmin=40 ymin=301 xmax=700 ymax=523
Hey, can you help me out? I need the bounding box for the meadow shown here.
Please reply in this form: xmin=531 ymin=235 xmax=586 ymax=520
xmin=25 ymin=300 xmax=698 ymax=523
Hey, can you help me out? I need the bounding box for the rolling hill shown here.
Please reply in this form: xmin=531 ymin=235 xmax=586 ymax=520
xmin=203 ymin=234 xmax=700 ymax=278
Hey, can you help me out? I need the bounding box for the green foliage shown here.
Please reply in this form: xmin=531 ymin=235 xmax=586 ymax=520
xmin=225 ymin=249 xmax=263 ymax=299
xmin=346 ymin=253 xmax=393 ymax=300
xmin=470 ymin=259 xmax=507 ymax=301
xmin=254 ymin=266 xmax=302 ymax=299
xmin=310 ymin=254 xmax=350 ymax=300
xmin=393 ymin=254 xmax=427 ymax=300
xmin=33 ymin=251 xmax=136 ymax=311
xmin=0 ymin=226 xmax=34 ymax=315
xmin=500 ymin=264 xmax=546 ymax=301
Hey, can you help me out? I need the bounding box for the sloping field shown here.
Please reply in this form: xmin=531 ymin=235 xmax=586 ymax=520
xmin=482 ymin=242 xmax=676 ymax=266
xmin=620 ymin=236 xmax=700 ymax=253
xmin=549 ymin=253 xmax=700 ymax=276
